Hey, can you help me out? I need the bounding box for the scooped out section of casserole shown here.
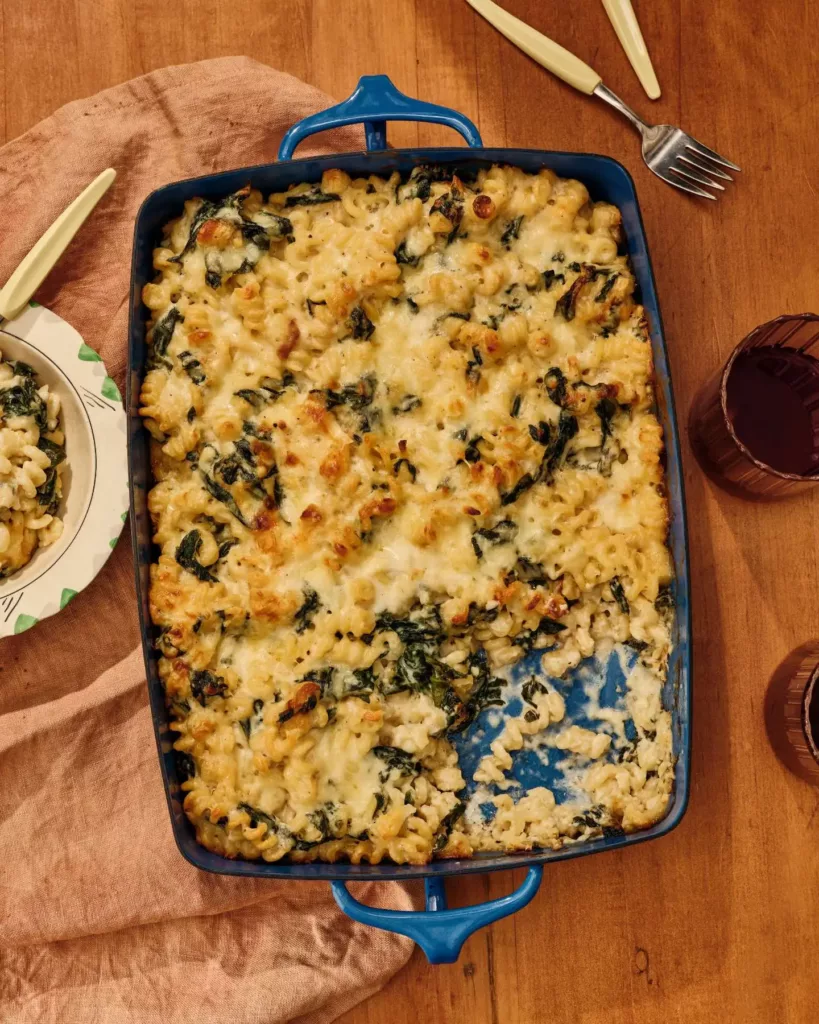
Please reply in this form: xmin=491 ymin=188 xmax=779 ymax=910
xmin=140 ymin=163 xmax=674 ymax=864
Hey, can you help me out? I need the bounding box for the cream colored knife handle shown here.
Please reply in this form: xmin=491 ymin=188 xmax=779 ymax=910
xmin=466 ymin=0 xmax=602 ymax=95
xmin=602 ymin=0 xmax=661 ymax=99
xmin=0 ymin=167 xmax=116 ymax=323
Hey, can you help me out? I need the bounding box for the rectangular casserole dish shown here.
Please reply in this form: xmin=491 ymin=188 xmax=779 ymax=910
xmin=127 ymin=75 xmax=691 ymax=963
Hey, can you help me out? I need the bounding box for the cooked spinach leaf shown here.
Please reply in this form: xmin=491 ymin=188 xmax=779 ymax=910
xmin=596 ymin=396 xmax=617 ymax=445
xmin=0 ymin=376 xmax=47 ymax=430
xmin=174 ymin=751 xmax=196 ymax=782
xmin=200 ymin=472 xmax=249 ymax=526
xmin=510 ymin=394 xmax=522 ymax=418
xmin=542 ymin=410 xmax=578 ymax=483
xmin=542 ymin=269 xmax=565 ymax=290
xmin=294 ymin=585 xmax=321 ymax=634
xmin=324 ymin=373 xmax=377 ymax=412
xmin=175 ymin=529 xmax=218 ymax=582
xmin=36 ymin=436 xmax=65 ymax=467
xmin=151 ymin=307 xmax=184 ymax=360
xmin=430 ymin=189 xmax=464 ymax=243
xmin=237 ymin=802 xmax=288 ymax=836
xmin=471 ymin=519 xmax=518 ymax=560
xmin=610 ymin=576 xmax=630 ymax=614
xmin=528 ymin=421 xmax=551 ymax=446
xmin=36 ymin=467 xmax=59 ymax=514
xmin=463 ymin=434 xmax=483 ymax=463
xmin=513 ymin=616 xmax=567 ymax=651
xmin=595 ymin=274 xmax=618 ymax=302
xmin=346 ymin=306 xmax=375 ymax=340
xmin=283 ymin=188 xmax=340 ymax=207
xmin=505 ymin=555 xmax=548 ymax=586
xmin=178 ymin=350 xmax=205 ymax=384
xmin=544 ymin=366 xmax=569 ymax=408
xmin=655 ymin=584 xmax=674 ymax=613
xmin=395 ymin=240 xmax=420 ymax=266
xmin=433 ymin=800 xmax=467 ymax=851
xmin=500 ymin=215 xmax=523 ymax=246
xmin=393 ymin=458 xmax=417 ymax=482
xmin=393 ymin=394 xmax=422 ymax=415
xmin=465 ymin=345 xmax=482 ymax=386
xmin=191 ymin=668 xmax=228 ymax=704
xmin=372 ymin=745 xmax=421 ymax=781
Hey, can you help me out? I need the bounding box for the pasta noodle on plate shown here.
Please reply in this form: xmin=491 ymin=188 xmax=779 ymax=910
xmin=141 ymin=166 xmax=675 ymax=865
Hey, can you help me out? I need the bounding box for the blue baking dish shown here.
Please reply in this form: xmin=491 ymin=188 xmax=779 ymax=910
xmin=127 ymin=75 xmax=691 ymax=963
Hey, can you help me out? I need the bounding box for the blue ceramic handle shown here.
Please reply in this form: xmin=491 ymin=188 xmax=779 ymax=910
xmin=332 ymin=866 xmax=542 ymax=964
xmin=278 ymin=74 xmax=483 ymax=160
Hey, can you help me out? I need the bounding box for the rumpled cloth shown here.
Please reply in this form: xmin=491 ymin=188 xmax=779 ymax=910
xmin=0 ymin=57 xmax=416 ymax=1024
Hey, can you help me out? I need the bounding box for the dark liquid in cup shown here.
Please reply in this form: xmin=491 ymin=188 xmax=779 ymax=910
xmin=809 ymin=680 xmax=819 ymax=750
xmin=726 ymin=347 xmax=819 ymax=475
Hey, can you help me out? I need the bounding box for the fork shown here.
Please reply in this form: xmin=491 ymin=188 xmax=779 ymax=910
xmin=465 ymin=0 xmax=739 ymax=199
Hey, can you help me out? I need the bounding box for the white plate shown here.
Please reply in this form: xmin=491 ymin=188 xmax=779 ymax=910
xmin=0 ymin=303 xmax=128 ymax=637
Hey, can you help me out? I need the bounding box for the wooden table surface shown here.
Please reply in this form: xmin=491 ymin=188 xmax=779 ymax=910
xmin=3 ymin=1 xmax=818 ymax=1020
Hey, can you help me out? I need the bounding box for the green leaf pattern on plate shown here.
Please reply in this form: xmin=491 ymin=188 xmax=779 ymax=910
xmin=60 ymin=588 xmax=78 ymax=610
xmin=14 ymin=614 xmax=39 ymax=634
xmin=102 ymin=376 xmax=121 ymax=401
xmin=78 ymin=343 xmax=102 ymax=362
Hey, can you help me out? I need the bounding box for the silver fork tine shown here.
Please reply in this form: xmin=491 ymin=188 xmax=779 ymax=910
xmin=590 ymin=84 xmax=738 ymax=199
xmin=672 ymin=164 xmax=725 ymax=191
xmin=686 ymin=141 xmax=741 ymax=172
xmin=679 ymin=154 xmax=733 ymax=182
xmin=662 ymin=173 xmax=716 ymax=201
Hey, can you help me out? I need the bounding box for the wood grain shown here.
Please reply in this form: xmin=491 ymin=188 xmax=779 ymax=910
xmin=2 ymin=1 xmax=818 ymax=1021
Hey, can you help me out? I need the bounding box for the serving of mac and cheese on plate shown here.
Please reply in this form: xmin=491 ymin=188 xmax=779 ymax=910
xmin=141 ymin=163 xmax=675 ymax=865
xmin=0 ymin=351 xmax=65 ymax=578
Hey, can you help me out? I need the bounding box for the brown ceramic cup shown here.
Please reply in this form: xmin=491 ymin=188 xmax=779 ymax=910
xmin=688 ymin=313 xmax=819 ymax=498
xmin=764 ymin=640 xmax=819 ymax=785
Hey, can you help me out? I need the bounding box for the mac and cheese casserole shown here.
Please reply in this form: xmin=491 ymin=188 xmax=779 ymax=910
xmin=0 ymin=352 xmax=65 ymax=578
xmin=141 ymin=164 xmax=675 ymax=864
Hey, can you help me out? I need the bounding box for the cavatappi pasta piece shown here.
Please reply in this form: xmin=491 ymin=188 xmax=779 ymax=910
xmin=142 ymin=164 xmax=675 ymax=865
xmin=0 ymin=353 xmax=66 ymax=577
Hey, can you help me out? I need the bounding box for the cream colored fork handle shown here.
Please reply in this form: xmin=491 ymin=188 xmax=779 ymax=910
xmin=0 ymin=168 xmax=116 ymax=323
xmin=466 ymin=0 xmax=602 ymax=95
xmin=602 ymin=0 xmax=660 ymax=99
